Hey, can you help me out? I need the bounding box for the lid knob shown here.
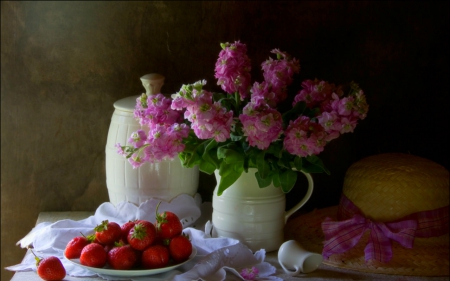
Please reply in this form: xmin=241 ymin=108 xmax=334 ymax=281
xmin=140 ymin=73 xmax=165 ymax=95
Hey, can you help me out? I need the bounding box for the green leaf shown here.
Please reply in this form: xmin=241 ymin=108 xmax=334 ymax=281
xmin=255 ymin=171 xmax=273 ymax=188
xmin=186 ymin=147 xmax=204 ymax=166
xmin=202 ymin=149 xmax=220 ymax=170
xmin=293 ymin=156 xmax=303 ymax=171
xmin=272 ymin=172 xmax=281 ymax=188
xmin=279 ymin=169 xmax=298 ymax=193
xmin=217 ymin=147 xmax=244 ymax=164
xmin=266 ymin=141 xmax=283 ymax=158
xmin=230 ymin=133 xmax=243 ymax=141
xmin=282 ymin=101 xmax=306 ymax=124
xmin=277 ymin=156 xmax=291 ymax=169
xmin=216 ymin=97 xmax=236 ymax=111
xmin=200 ymin=139 xmax=220 ymax=169
xmin=230 ymin=123 xmax=244 ymax=141
xmin=303 ymin=155 xmax=331 ymax=174
xmin=199 ymin=159 xmax=216 ymax=174
xmin=256 ymin=151 xmax=270 ymax=178
xmin=180 ymin=151 xmax=201 ymax=167
xmin=217 ymin=163 xmax=244 ymax=195
xmin=204 ymin=139 xmax=218 ymax=152
xmin=212 ymin=92 xmax=227 ymax=102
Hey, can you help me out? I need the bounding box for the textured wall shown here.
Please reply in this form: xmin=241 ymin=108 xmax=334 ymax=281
xmin=1 ymin=1 xmax=449 ymax=280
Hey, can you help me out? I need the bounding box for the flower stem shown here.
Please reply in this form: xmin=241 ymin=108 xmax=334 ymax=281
xmin=235 ymin=92 xmax=241 ymax=113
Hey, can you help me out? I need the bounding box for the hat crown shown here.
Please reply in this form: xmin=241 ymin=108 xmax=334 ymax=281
xmin=343 ymin=153 xmax=449 ymax=222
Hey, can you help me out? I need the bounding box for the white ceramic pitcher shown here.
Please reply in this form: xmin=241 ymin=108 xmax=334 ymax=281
xmin=212 ymin=168 xmax=314 ymax=252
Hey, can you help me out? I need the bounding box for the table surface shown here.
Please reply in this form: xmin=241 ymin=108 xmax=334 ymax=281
xmin=10 ymin=211 xmax=450 ymax=281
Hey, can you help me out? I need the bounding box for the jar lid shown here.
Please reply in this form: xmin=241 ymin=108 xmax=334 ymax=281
xmin=113 ymin=95 xmax=140 ymax=112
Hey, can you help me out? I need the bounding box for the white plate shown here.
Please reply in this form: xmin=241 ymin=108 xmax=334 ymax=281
xmin=64 ymin=247 xmax=197 ymax=277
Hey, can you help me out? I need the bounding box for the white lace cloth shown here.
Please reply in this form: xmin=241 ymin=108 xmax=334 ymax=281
xmin=6 ymin=194 xmax=282 ymax=281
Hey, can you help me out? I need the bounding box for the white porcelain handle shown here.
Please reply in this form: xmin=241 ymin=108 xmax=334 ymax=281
xmin=279 ymin=262 xmax=301 ymax=276
xmin=285 ymin=171 xmax=314 ymax=222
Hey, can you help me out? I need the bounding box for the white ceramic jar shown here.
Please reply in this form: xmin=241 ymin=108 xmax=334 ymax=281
xmin=104 ymin=74 xmax=199 ymax=206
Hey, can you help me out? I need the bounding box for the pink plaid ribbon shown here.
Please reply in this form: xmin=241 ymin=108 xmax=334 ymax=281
xmin=321 ymin=194 xmax=449 ymax=263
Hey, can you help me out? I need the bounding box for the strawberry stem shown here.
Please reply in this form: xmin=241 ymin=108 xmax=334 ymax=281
xmin=29 ymin=249 xmax=42 ymax=266
xmin=155 ymin=201 xmax=168 ymax=231
xmin=131 ymin=223 xmax=147 ymax=240
xmin=94 ymin=220 xmax=109 ymax=232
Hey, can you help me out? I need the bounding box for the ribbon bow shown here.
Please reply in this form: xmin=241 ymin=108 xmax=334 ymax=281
xmin=322 ymin=213 xmax=417 ymax=262
xmin=322 ymin=194 xmax=449 ymax=262
xmin=321 ymin=194 xmax=449 ymax=263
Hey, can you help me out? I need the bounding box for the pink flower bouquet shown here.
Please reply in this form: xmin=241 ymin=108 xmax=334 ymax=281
xmin=117 ymin=41 xmax=369 ymax=195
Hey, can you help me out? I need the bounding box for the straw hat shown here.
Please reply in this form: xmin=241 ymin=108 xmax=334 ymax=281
xmin=285 ymin=153 xmax=449 ymax=276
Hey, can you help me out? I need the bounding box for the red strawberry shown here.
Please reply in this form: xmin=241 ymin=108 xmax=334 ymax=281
xmin=121 ymin=220 xmax=136 ymax=241
xmin=94 ymin=220 xmax=122 ymax=245
xmin=169 ymin=234 xmax=192 ymax=263
xmin=80 ymin=243 xmax=107 ymax=268
xmin=107 ymin=243 xmax=139 ymax=270
xmin=141 ymin=244 xmax=169 ymax=269
xmin=155 ymin=202 xmax=183 ymax=240
xmin=64 ymin=234 xmax=90 ymax=259
xmin=32 ymin=250 xmax=66 ymax=281
xmin=127 ymin=220 xmax=156 ymax=251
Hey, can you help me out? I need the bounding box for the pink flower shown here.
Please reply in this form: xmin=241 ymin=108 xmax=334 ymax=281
xmin=128 ymin=153 xmax=145 ymax=168
xmin=240 ymin=266 xmax=259 ymax=280
xmin=240 ymin=102 xmax=283 ymax=150
xmin=214 ymin=41 xmax=252 ymax=99
xmin=331 ymin=96 xmax=354 ymax=116
xmin=283 ymin=116 xmax=327 ymax=157
xmin=314 ymin=85 xmax=369 ymax=141
xmin=171 ymin=80 xmax=208 ymax=110
xmin=317 ymin=111 xmax=342 ymax=142
xmin=339 ymin=116 xmax=358 ymax=134
xmin=261 ymin=49 xmax=300 ymax=103
xmin=115 ymin=143 xmax=127 ymax=156
xmin=173 ymin=82 xmax=234 ymax=143
xmin=134 ymin=93 xmax=181 ymax=128
xmin=353 ymin=89 xmax=369 ymax=120
xmin=250 ymin=81 xmax=278 ymax=108
xmin=293 ymin=79 xmax=337 ymax=109
xmin=128 ymin=123 xmax=190 ymax=163
xmin=192 ymin=103 xmax=233 ymax=142
xmin=128 ymin=129 xmax=147 ymax=148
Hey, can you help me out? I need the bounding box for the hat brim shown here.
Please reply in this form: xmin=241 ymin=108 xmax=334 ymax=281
xmin=285 ymin=206 xmax=449 ymax=276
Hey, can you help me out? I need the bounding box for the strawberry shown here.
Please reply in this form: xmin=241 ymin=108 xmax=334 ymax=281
xmin=141 ymin=244 xmax=169 ymax=269
xmin=169 ymin=234 xmax=192 ymax=263
xmin=32 ymin=250 xmax=66 ymax=281
xmin=107 ymin=243 xmax=139 ymax=270
xmin=127 ymin=220 xmax=156 ymax=251
xmin=121 ymin=220 xmax=136 ymax=241
xmin=155 ymin=202 xmax=183 ymax=240
xmin=64 ymin=234 xmax=90 ymax=259
xmin=79 ymin=243 xmax=107 ymax=268
xmin=94 ymin=220 xmax=122 ymax=245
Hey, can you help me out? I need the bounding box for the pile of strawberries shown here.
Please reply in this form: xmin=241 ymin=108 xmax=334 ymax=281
xmin=65 ymin=203 xmax=193 ymax=270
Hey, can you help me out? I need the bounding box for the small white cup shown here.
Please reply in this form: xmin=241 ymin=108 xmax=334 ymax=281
xmin=278 ymin=240 xmax=323 ymax=275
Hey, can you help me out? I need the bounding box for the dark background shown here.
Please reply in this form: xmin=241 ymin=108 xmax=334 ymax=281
xmin=2 ymin=1 xmax=448 ymax=279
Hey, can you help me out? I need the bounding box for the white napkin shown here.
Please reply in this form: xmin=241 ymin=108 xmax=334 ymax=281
xmin=6 ymin=194 xmax=282 ymax=281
